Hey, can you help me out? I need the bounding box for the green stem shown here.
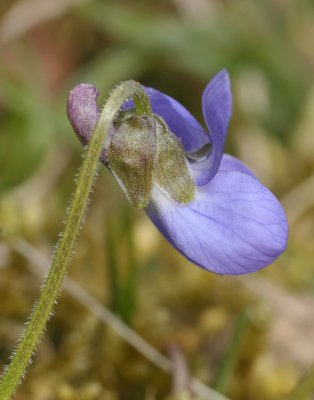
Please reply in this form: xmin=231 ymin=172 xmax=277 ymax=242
xmin=213 ymin=310 xmax=249 ymax=393
xmin=0 ymin=80 xmax=150 ymax=400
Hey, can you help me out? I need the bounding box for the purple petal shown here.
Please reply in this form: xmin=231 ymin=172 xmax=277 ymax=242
xmin=146 ymin=171 xmax=288 ymax=275
xmin=144 ymin=88 xmax=210 ymax=153
xmin=219 ymin=154 xmax=256 ymax=179
xmin=144 ymin=71 xmax=232 ymax=186
xmin=190 ymin=69 xmax=232 ymax=186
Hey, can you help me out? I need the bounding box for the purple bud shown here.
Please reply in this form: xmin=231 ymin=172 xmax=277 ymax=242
xmin=67 ymin=83 xmax=100 ymax=145
xmin=67 ymin=83 xmax=116 ymax=165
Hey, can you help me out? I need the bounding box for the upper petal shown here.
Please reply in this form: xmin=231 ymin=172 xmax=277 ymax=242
xmin=190 ymin=69 xmax=232 ymax=186
xmin=146 ymin=71 xmax=232 ymax=186
xmin=124 ymin=71 xmax=232 ymax=186
xmin=144 ymin=87 xmax=210 ymax=153
xmin=146 ymin=171 xmax=288 ymax=275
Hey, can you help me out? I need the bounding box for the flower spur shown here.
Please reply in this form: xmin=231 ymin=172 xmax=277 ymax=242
xmin=67 ymin=70 xmax=288 ymax=275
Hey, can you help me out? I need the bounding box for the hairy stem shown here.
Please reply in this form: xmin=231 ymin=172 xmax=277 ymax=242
xmin=0 ymin=80 xmax=150 ymax=400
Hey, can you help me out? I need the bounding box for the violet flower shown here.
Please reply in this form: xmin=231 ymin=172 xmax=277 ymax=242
xmin=67 ymin=70 xmax=288 ymax=275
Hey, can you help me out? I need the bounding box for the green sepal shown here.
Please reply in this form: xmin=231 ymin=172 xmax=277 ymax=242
xmin=154 ymin=117 xmax=196 ymax=204
xmin=107 ymin=115 xmax=157 ymax=209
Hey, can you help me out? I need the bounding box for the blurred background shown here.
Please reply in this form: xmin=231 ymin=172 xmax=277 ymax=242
xmin=0 ymin=0 xmax=314 ymax=399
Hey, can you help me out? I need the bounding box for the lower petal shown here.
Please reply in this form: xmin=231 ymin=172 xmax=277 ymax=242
xmin=146 ymin=171 xmax=288 ymax=275
xmin=219 ymin=154 xmax=256 ymax=178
